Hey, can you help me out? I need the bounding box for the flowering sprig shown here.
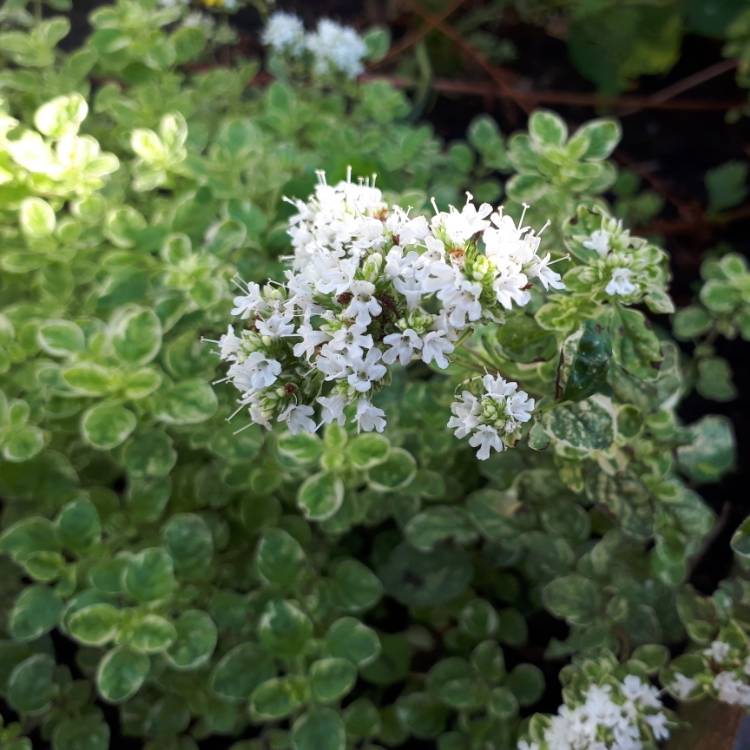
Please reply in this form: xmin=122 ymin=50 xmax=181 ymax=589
xmin=262 ymin=12 xmax=368 ymax=79
xmin=563 ymin=206 xmax=673 ymax=314
xmin=520 ymin=672 xmax=672 ymax=750
xmin=449 ymin=374 xmax=535 ymax=460
xmin=670 ymin=635 xmax=750 ymax=707
xmin=213 ymin=171 xmax=560 ymax=441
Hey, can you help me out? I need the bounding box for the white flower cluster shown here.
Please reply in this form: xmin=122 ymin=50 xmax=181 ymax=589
xmin=449 ymin=374 xmax=534 ymax=460
xmin=214 ymin=172 xmax=559 ymax=438
xmin=581 ymin=220 xmax=655 ymax=299
xmin=671 ymin=639 xmax=750 ymax=707
xmin=262 ymin=12 xmax=368 ymax=78
xmin=519 ymin=675 xmax=670 ymax=750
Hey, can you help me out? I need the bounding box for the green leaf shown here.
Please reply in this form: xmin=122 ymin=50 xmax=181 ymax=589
xmin=697 ymin=356 xmax=737 ymax=402
xmin=331 ymin=558 xmax=383 ymax=612
xmin=259 ymin=599 xmax=313 ymax=658
xmin=569 ymin=119 xmax=621 ymax=160
xmin=3 ymin=426 xmax=45 ymax=463
xmin=731 ymin=517 xmax=750 ymax=563
xmin=210 ymin=643 xmax=276 ymax=701
xmin=677 ymin=415 xmax=735 ymax=483
xmin=162 ymin=513 xmax=213 ymax=574
xmin=367 ymin=448 xmax=416 ymax=491
xmin=569 ymin=4 xmax=682 ymax=94
xmin=706 ymin=160 xmax=748 ymax=214
xmin=277 ymin=432 xmax=323 ymax=464
xmin=379 ymin=543 xmax=473 ymax=607
xmin=528 ymin=110 xmax=567 ymax=146
xmin=673 ymin=305 xmax=712 ymax=340
xmin=7 ymin=654 xmax=56 ymax=713
xmin=324 ymin=617 xmax=380 ymax=666
xmin=297 ymin=472 xmax=344 ymax=521
xmin=395 ymin=693 xmax=447 ymax=739
xmin=37 ymin=320 xmax=85 ymax=357
xmin=542 ymin=575 xmax=602 ymax=626
xmin=96 ymin=647 xmax=149 ymax=704
xmin=347 ymin=433 xmax=390 ymax=469
xmin=560 ymin=320 xmax=612 ymax=401
xmin=292 ymin=708 xmax=346 ymax=750
xmin=62 ymin=363 xmax=114 ymax=396
xmin=9 ymin=585 xmax=63 ymax=641
xmin=506 ymin=663 xmax=545 ymax=707
xmin=155 ymin=380 xmax=218 ymax=425
xmin=123 ymin=429 xmax=176 ymax=478
xmin=120 ymin=613 xmax=176 ymax=654
xmin=123 ymin=547 xmax=176 ymax=602
xmin=543 ymin=395 xmax=615 ymax=456
xmin=251 ymin=675 xmax=309 ymax=720
xmin=0 ymin=517 xmax=59 ymax=559
xmin=164 ymin=609 xmax=217 ymax=670
xmin=363 ymin=26 xmax=390 ymax=61
xmin=34 ymin=92 xmax=87 ymax=137
xmin=81 ymin=402 xmax=136 ymax=450
xmin=404 ymin=506 xmax=478 ymax=551
xmin=256 ymin=528 xmax=306 ymax=588
xmin=488 ymin=686 xmax=519 ymax=720
xmin=309 ymin=657 xmax=357 ymax=703
xmin=19 ymin=197 xmax=56 ymax=238
xmin=57 ymin=498 xmax=101 ymax=551
xmin=52 ymin=714 xmax=110 ymax=750
xmin=110 ymin=306 xmax=162 ymax=366
xmin=67 ymin=604 xmax=121 ymax=646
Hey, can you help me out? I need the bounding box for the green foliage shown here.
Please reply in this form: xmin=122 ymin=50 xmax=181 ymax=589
xmin=0 ymin=2 xmax=744 ymax=749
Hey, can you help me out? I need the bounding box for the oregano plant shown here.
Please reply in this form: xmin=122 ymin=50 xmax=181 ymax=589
xmin=0 ymin=2 xmax=748 ymax=750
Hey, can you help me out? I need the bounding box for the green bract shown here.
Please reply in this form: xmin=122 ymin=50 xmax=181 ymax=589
xmin=0 ymin=2 xmax=746 ymax=750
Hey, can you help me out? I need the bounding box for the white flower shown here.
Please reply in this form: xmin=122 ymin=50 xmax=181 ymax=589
xmin=447 ymin=391 xmax=480 ymax=439
xmin=382 ymin=329 xmax=422 ymax=366
xmin=343 ymin=280 xmax=382 ymax=326
xmin=529 ymin=252 xmax=565 ymax=291
xmin=326 ymin=325 xmax=373 ymax=359
xmin=704 ymin=640 xmax=731 ymax=663
xmin=229 ymin=352 xmax=281 ymax=392
xmin=217 ymin=325 xmax=241 ymax=360
xmin=432 ymin=193 xmax=493 ymax=246
xmin=306 ymin=19 xmax=367 ymax=79
xmin=293 ymin=323 xmax=330 ymax=359
xmin=355 ymin=398 xmax=386 ymax=433
xmin=671 ymin=673 xmax=697 ymax=699
xmin=421 ymin=330 xmax=454 ymax=369
xmin=262 ymin=11 xmax=305 ymax=54
xmin=256 ymin=310 xmax=295 ymax=339
xmin=605 ymin=267 xmax=637 ymax=296
xmin=231 ymin=282 xmax=264 ymax=318
xmin=437 ymin=277 xmax=483 ymax=329
xmin=468 ymin=425 xmax=503 ymax=460
xmin=517 ymin=742 xmax=540 ymax=750
xmin=714 ymin=671 xmax=750 ymax=707
xmin=346 ymin=347 xmax=387 ymax=393
xmin=317 ymin=394 xmax=347 ymax=426
xmin=584 ymin=228 xmax=612 ymax=255
xmin=278 ymin=403 xmax=316 ymax=434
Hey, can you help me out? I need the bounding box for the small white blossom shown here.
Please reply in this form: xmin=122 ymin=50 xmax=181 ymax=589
xmin=306 ymin=19 xmax=367 ymax=79
xmin=606 ymin=267 xmax=637 ymax=296
xmin=382 ymin=329 xmax=422 ymax=366
xmin=583 ymin=228 xmax=612 ymax=255
xmin=317 ymin=393 xmax=347 ymax=426
xmin=421 ymin=330 xmax=454 ymax=369
xmin=355 ymin=398 xmax=386 ymax=433
xmin=278 ymin=403 xmax=316 ymax=434
xmin=262 ymin=11 xmax=306 ymax=55
xmin=229 ymin=352 xmax=281 ymax=392
xmin=346 ymin=347 xmax=386 ymax=393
